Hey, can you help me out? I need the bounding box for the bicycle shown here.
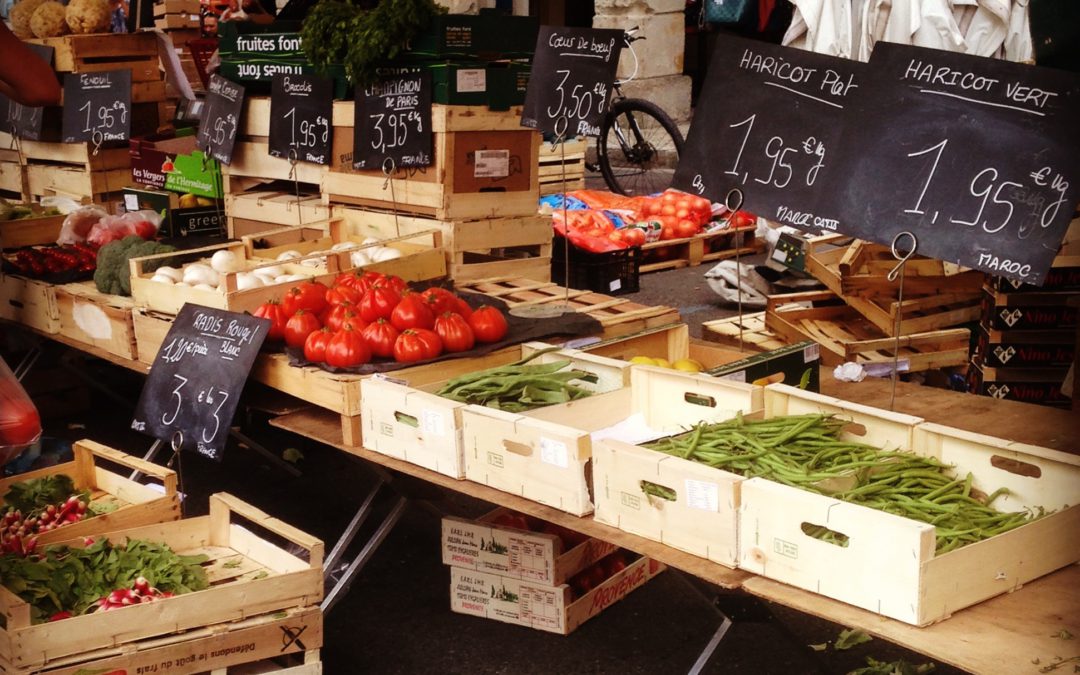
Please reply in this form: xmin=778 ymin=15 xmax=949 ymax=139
xmin=588 ymin=28 xmax=686 ymax=197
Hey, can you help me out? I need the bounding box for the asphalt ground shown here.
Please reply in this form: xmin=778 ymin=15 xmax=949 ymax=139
xmin=1 ymin=259 xmax=972 ymax=675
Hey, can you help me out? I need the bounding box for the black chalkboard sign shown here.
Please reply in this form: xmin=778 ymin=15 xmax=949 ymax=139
xmin=521 ymin=26 xmax=623 ymax=138
xmin=827 ymin=43 xmax=1080 ymax=285
xmin=353 ymin=70 xmax=433 ymax=170
xmin=269 ymin=73 xmax=332 ymax=165
xmin=61 ymin=69 xmax=131 ymax=144
xmin=1 ymin=45 xmax=52 ymax=141
xmin=196 ymin=74 xmax=246 ymax=165
xmin=672 ymin=35 xmax=867 ymax=234
xmin=131 ymin=304 xmax=270 ymax=461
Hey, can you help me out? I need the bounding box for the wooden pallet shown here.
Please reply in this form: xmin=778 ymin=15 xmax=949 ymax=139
xmin=765 ymin=290 xmax=970 ymax=371
xmin=338 ymin=206 xmax=551 ymax=283
xmin=640 ymin=224 xmax=760 ymax=274
xmin=538 ymin=138 xmax=587 ymax=196
xmin=700 ymin=311 xmax=788 ymax=353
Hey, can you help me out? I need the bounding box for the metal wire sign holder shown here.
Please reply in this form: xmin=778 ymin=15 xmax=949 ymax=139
xmin=886 ymin=231 xmax=918 ymax=411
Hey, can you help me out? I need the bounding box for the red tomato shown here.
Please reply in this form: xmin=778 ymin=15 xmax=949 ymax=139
xmin=358 ymin=286 xmax=400 ymax=322
xmin=380 ymin=275 xmax=408 ymax=295
xmin=421 ymin=287 xmax=459 ymax=316
xmin=434 ymin=312 xmax=475 ymax=353
xmin=361 ymin=318 xmax=400 ymax=358
xmin=393 ymin=330 xmax=434 ymax=363
xmin=390 ymin=294 xmax=435 ymax=331
xmin=326 ymin=285 xmax=361 ymax=306
xmin=601 ymin=552 xmax=628 ymax=577
xmin=468 ymin=306 xmax=508 ymax=343
xmin=0 ymin=382 xmax=40 ymax=446
xmin=322 ymin=302 xmax=353 ymax=332
xmin=453 ymin=297 xmax=474 ymax=319
xmin=252 ymin=300 xmax=288 ymax=342
xmin=303 ymin=327 xmax=334 ymax=363
xmin=325 ymin=326 xmax=372 ymax=368
xmin=284 ymin=309 xmax=321 ymax=349
xmin=335 ymin=271 xmax=379 ymax=295
xmin=340 ymin=310 xmax=367 ymax=333
xmin=412 ymin=328 xmax=443 ymax=358
xmin=282 ymin=281 xmax=329 ymax=317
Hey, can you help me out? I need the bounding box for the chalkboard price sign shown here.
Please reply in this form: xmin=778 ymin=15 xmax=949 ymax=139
xmin=61 ymin=69 xmax=131 ymax=144
xmin=269 ymin=73 xmax=332 ymax=165
xmin=353 ymin=70 xmax=432 ymax=170
xmin=521 ymin=26 xmax=623 ymax=138
xmin=196 ymin=74 xmax=246 ymax=165
xmin=132 ymin=304 xmax=269 ymax=461
xmin=672 ymin=35 xmax=867 ymax=234
xmin=1 ymin=45 xmax=52 ymax=141
xmin=828 ymin=43 xmax=1080 ymax=285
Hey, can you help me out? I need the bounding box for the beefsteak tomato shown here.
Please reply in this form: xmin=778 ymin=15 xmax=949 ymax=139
xmin=468 ymin=306 xmax=508 ymax=343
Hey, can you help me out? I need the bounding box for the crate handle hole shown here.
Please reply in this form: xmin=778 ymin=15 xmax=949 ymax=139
xmin=394 ymin=411 xmax=418 ymax=428
xmin=503 ymin=440 xmax=532 ymax=457
xmin=800 ymin=522 xmax=850 ymax=548
xmin=683 ymin=392 xmax=716 ymax=408
xmin=841 ymin=421 xmax=867 ymax=437
xmin=639 ymin=480 xmax=677 ymax=502
xmin=990 ymin=455 xmax=1041 ymax=478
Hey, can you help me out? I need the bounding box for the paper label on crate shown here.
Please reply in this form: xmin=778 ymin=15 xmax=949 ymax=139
xmin=474 ymin=149 xmax=510 ymax=178
xmin=771 ymin=247 xmax=789 ymax=263
xmin=124 ymin=194 xmax=140 ymax=212
xmin=507 ymin=536 xmax=555 ymax=583
xmin=72 ymin=302 xmax=113 ymax=340
xmin=608 ymin=278 xmax=622 ymax=292
xmin=457 ymin=68 xmax=487 ymax=93
xmin=720 ymin=370 xmax=748 ymax=383
xmin=803 ymin=343 xmax=820 ymax=363
xmin=421 ymin=409 xmax=445 ymax=436
xmin=684 ymin=479 xmax=720 ymax=512
xmin=539 ymin=437 xmax=569 ymax=469
xmin=518 ymin=583 xmax=562 ymax=631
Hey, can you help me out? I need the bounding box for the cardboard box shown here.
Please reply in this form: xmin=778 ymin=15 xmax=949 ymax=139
xmin=129 ymin=133 xmax=222 ymax=198
xmin=707 ymin=340 xmax=821 ymax=391
xmin=967 ymin=363 xmax=1072 ymax=409
xmin=449 ymin=555 xmax=664 ymax=635
xmin=122 ymin=187 xmax=225 ymax=238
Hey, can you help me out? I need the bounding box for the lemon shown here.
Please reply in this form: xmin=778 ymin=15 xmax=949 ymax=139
xmin=673 ymin=358 xmax=705 ymax=373
xmin=629 ymin=356 xmax=656 ymax=366
xmin=653 ymin=358 xmax=672 ymax=369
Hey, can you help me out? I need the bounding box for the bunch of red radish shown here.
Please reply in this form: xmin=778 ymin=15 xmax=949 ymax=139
xmin=1 ymin=495 xmax=88 ymax=556
xmin=253 ymin=270 xmax=509 ymax=368
xmin=50 ymin=576 xmax=174 ymax=621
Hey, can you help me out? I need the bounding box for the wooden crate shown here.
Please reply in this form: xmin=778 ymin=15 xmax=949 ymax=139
xmin=737 ymin=417 xmax=1080 ymax=626
xmin=226 ymin=190 xmax=334 ymax=238
xmin=700 ymin=311 xmax=788 ymax=353
xmin=449 ymin=555 xmax=664 ymax=635
xmin=0 ymin=213 xmax=64 ymax=249
xmin=17 ymin=138 xmax=133 ymax=202
xmin=455 ymin=278 xmax=681 ymax=338
xmin=0 ymin=493 xmax=323 ymax=670
xmin=441 ymin=507 xmax=616 ymax=586
xmin=54 ymin=282 xmax=138 ymax=360
xmin=0 ymin=438 xmax=179 ymax=545
xmin=7 ymin=606 xmax=320 ymax=675
xmin=0 ymin=273 xmax=59 ymax=333
xmin=765 ymin=290 xmax=971 ymax=372
xmin=461 ymin=365 xmax=761 ymax=516
xmin=640 ymin=224 xmax=761 ymax=274
xmin=221 ymin=139 xmax=328 ymax=193
xmin=132 ymin=307 xmax=173 ymax=365
xmin=538 ymin=138 xmax=587 ymax=196
xmin=361 ymin=343 xmax=631 ymax=479
xmin=323 ymin=102 xmax=540 ymax=220
xmin=27 ymin=33 xmax=164 ymax=84
xmin=806 ymin=237 xmax=985 ymax=297
xmin=338 ymin=206 xmax=551 ymax=282
xmin=0 ymin=160 xmax=27 ymax=201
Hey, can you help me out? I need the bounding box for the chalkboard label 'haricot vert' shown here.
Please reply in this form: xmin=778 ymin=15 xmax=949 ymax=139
xmin=521 ymin=26 xmax=623 ymax=138
xmin=353 ymin=69 xmax=432 ymax=170
xmin=672 ymin=35 xmax=867 ymax=235
xmin=828 ymin=42 xmax=1080 ymax=285
xmin=196 ymin=74 xmax=246 ymax=165
xmin=269 ymin=73 xmax=332 ymax=165
xmin=131 ymin=304 xmax=269 ymax=461
xmin=61 ymin=69 xmax=131 ymax=144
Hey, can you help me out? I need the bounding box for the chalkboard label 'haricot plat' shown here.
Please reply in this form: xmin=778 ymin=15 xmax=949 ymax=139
xmin=353 ymin=69 xmax=433 ymax=170
xmin=828 ymin=42 xmax=1080 ymax=285
xmin=61 ymin=69 xmax=131 ymax=144
xmin=131 ymin=304 xmax=269 ymax=461
xmin=521 ymin=26 xmax=623 ymax=138
xmin=196 ymin=74 xmax=246 ymax=165
xmin=269 ymin=73 xmax=332 ymax=165
xmin=673 ymin=35 xmax=867 ymax=235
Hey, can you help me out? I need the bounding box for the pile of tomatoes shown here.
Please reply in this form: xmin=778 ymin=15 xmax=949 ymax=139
xmin=253 ymin=270 xmax=509 ymax=368
xmin=637 ymin=190 xmax=714 ymax=241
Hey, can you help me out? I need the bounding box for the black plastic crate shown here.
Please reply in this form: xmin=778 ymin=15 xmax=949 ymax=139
xmin=551 ymin=236 xmax=641 ymax=296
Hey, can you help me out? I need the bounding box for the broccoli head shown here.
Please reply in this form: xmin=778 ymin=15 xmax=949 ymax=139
xmin=93 ymin=235 xmax=176 ymax=296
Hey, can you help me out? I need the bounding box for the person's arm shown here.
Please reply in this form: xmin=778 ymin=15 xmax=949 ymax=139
xmin=0 ymin=22 xmax=62 ymax=106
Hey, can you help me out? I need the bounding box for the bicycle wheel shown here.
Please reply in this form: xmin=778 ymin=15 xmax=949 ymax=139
xmin=597 ymin=98 xmax=685 ymax=197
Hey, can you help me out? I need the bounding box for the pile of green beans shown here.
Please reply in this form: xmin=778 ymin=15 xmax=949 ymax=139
xmin=643 ymin=413 xmax=1036 ymax=553
xmin=435 ymin=349 xmax=598 ymax=413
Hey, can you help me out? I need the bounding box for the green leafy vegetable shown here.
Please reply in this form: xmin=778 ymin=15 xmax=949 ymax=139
xmin=835 ymin=628 xmax=873 ymax=651
xmin=846 ymin=656 xmax=935 ymax=675
xmin=4 ymin=474 xmax=78 ymax=515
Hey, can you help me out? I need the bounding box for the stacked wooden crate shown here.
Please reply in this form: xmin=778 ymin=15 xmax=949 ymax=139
xmin=154 ymin=0 xmax=205 ymax=93
xmin=0 ymin=143 xmax=27 ymax=201
xmin=538 ymin=138 xmax=587 ymax=196
xmin=17 ymin=33 xmax=168 ymax=206
xmin=968 ymin=220 xmax=1080 ymax=409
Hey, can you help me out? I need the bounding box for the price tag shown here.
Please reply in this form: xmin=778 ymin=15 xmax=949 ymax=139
xmin=353 ymin=70 xmax=433 ymax=170
xmin=61 ymin=69 xmax=131 ymax=144
xmin=521 ymin=26 xmax=623 ymax=137
xmin=132 ymin=304 xmax=269 ymax=461
xmin=269 ymin=73 xmax=332 ymax=165
xmin=673 ymin=35 xmax=866 ymax=234
xmin=826 ymin=43 xmax=1080 ymax=285
xmin=196 ymin=74 xmax=246 ymax=165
